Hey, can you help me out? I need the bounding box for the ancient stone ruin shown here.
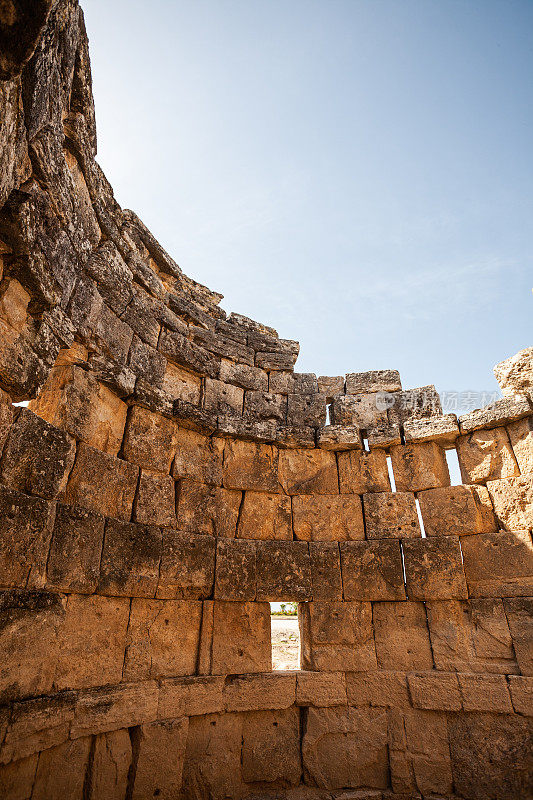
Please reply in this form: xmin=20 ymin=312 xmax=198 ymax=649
xmin=0 ymin=2 xmax=532 ymax=798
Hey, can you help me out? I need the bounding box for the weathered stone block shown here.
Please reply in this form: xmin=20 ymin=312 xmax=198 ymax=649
xmin=458 ymin=673 xmax=513 ymax=713
xmin=157 ymin=530 xmax=215 ymax=599
xmin=242 ymin=708 xmax=301 ymax=784
xmin=494 ymin=346 xmax=533 ymax=398
xmin=317 ymin=375 xmax=345 ymax=396
xmin=128 ymin=335 xmax=166 ymax=387
xmin=390 ymin=441 xmax=449 ymax=492
xmin=0 ymin=692 xmax=76 ymax=764
xmin=507 ymin=416 xmax=533 ymax=474
xmin=403 ymin=536 xmax=468 ymax=600
xmin=237 ymin=490 xmax=292 ymax=540
xmin=388 ymin=708 xmax=453 ymax=797
xmin=87 ymin=729 xmax=132 ymax=800
xmin=131 ymin=719 xmax=189 ymax=800
xmin=0 ymin=753 xmax=38 ymax=800
xmin=0 ymin=486 xmax=56 ymax=588
xmin=366 ymin=422 xmax=401 ymax=448
xmin=71 ymin=682 xmax=159 ymax=738
xmin=204 ymin=377 xmax=244 ymax=414
xmin=244 ymin=390 xmax=287 ymax=421
xmin=302 ymin=707 xmax=388 ymax=790
xmin=95 ymin=303 xmax=134 ymax=364
xmin=0 ymin=408 xmax=75 ymax=499
xmin=161 ymin=361 xmax=201 ymax=404
xmin=363 ymin=491 xmax=420 ymax=539
xmin=158 ymin=676 xmax=224 ymax=718
xmin=172 ymin=427 xmax=224 ymax=485
xmin=46 ymin=503 xmax=104 ymax=592
xmin=403 ymin=413 xmax=459 ymax=444
xmin=300 ymin=601 xmax=376 ymax=671
xmin=98 ymin=519 xmax=162 ymax=597
xmin=223 ymin=439 xmax=280 ymax=492
xmin=214 ymin=539 xmax=256 ymax=600
xmin=340 ymin=540 xmax=405 ymax=601
xmin=293 ymin=494 xmax=364 ymax=541
xmin=504 ymin=598 xmax=533 ymax=675
xmin=317 ymin=424 xmax=362 ymax=451
xmin=345 ymin=670 xmax=410 ymax=709
xmin=461 ymin=530 xmax=533 ymax=598
xmin=122 ymin=405 xmax=176 ymax=472
xmin=387 ymin=385 xmax=442 ymax=426
xmin=417 ymin=484 xmax=496 ymax=537
xmin=296 ymin=671 xmax=347 ymax=706
xmin=459 ymin=396 xmax=532 ymax=433
xmin=487 ymin=475 xmax=533 ymax=530
xmin=407 ymin=671 xmax=461 ymax=710
xmin=206 ymin=601 xmax=271 ymax=674
xmin=287 ymin=392 xmax=327 ymax=427
xmin=223 ymin=672 xmax=296 ymax=712
xmin=256 ymin=541 xmax=312 ymax=601
xmin=331 ymin=393 xmax=387 ymax=428
xmin=309 ymin=542 xmax=343 ymax=600
xmin=159 ymin=328 xmax=220 ymax=378
xmin=133 ymin=469 xmax=176 ymax=527
xmin=30 ymin=737 xmax=92 ymax=800
xmin=372 ymin=601 xmax=433 ymax=670
xmin=123 ymin=599 xmax=202 ymax=681
xmin=65 ymin=443 xmax=138 ymax=520
xmin=270 ymin=371 xmax=318 ymax=395
xmin=176 ymin=478 xmax=241 ymax=537
xmin=508 ymin=675 xmax=533 ymax=715
xmin=345 ymin=370 xmax=402 ymax=395
xmin=457 ymin=427 xmax=519 ymax=484
xmin=219 ymin=358 xmax=268 ymax=391
xmin=180 ymin=713 xmax=243 ymax=800
xmin=337 ymin=449 xmax=390 ymax=494
xmin=279 ymin=448 xmax=338 ymax=495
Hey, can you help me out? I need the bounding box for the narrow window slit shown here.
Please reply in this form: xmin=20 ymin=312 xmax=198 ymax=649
xmin=270 ymin=602 xmax=299 ymax=671
xmin=361 ymin=430 xmax=370 ymax=452
xmin=325 ymin=403 xmax=332 ymax=426
xmin=415 ymin=497 xmax=427 ymax=538
xmin=445 ymin=447 xmax=462 ymax=486
xmin=386 ymin=455 xmax=396 ymax=492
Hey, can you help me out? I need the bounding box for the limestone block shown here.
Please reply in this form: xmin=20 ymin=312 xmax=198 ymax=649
xmin=46 ymin=504 xmax=104 ymax=592
xmin=180 ymin=713 xmax=243 ymax=800
xmin=426 ymin=599 xmax=518 ymax=674
xmin=309 ymin=542 xmax=343 ymax=601
xmin=123 ymin=599 xmax=202 ymax=681
xmin=279 ymin=449 xmax=338 ymax=495
xmin=157 ymin=530 xmax=215 ymax=599
xmin=0 ymin=692 xmax=76 ymax=764
xmin=274 ymin=422 xmax=316 ymax=449
xmin=95 ymin=304 xmax=134 ymax=364
xmin=0 ymin=754 xmax=38 ymax=800
xmin=387 ymin=708 xmax=453 ymax=797
xmin=300 ymin=601 xmax=377 ymax=672
xmin=287 ymin=392 xmax=327 ymax=427
xmin=98 ymin=519 xmax=162 ymax=597
xmin=172 ymin=427 xmax=224 ymax=485
xmin=417 ymin=484 xmax=496 ymax=537
xmin=372 ymin=601 xmax=433 ymax=670
xmin=508 ymin=676 xmax=533 ymax=715
xmin=158 ymin=329 xmax=220 ymax=378
xmin=459 ymin=396 xmax=532 ymax=433
xmin=507 ymin=416 xmax=533 ymax=474
xmin=337 ymin=449 xmax=390 ymax=494
xmin=0 ymin=486 xmax=56 ymax=588
xmin=244 ymin=390 xmax=287 ymax=421
xmin=390 ymin=441 xmax=449 ymax=492
xmin=29 ymin=365 xmax=128 ymax=456
xmin=223 ymin=439 xmax=280 ymax=492
xmin=270 ymin=371 xmax=318 ymax=395
xmin=0 ymin=279 xmax=29 ymax=336
xmin=387 ymin=385 xmax=442 ymax=426
xmin=403 ymin=536 xmax=468 ymax=600
xmin=403 ymin=413 xmax=459 ymax=444
xmin=242 ymin=708 xmax=301 ymax=784
xmin=237 ymin=490 xmax=292 ymax=540
xmin=0 ymin=409 xmax=75 ymax=499
xmin=487 ymin=475 xmax=533 ymax=530
xmin=87 ymin=729 xmax=132 ymax=800
xmin=331 ymin=393 xmax=387 ymax=428
xmin=204 ymin=377 xmax=244 ymax=414
xmin=366 ymin=422 xmax=401 ymax=448
xmin=208 ymin=601 xmax=271 ymax=674
xmin=456 ymin=427 xmax=519 ymax=484
xmin=293 ymin=494 xmax=364 ymax=541
xmin=461 ymin=530 xmax=533 ymax=598
xmin=256 ymin=541 xmax=312 ymax=601
xmin=158 ymin=676 xmax=225 ymax=718
xmin=256 ymin=350 xmax=297 ymax=370
xmin=54 ymin=594 xmax=130 ymax=691
xmin=133 ymin=469 xmax=176 ymax=527
xmin=494 ymin=346 xmax=533 ymax=398
xmin=317 ymin=425 xmax=362 ymax=451
xmin=131 ymin=719 xmax=189 ymax=800
xmin=219 ymin=358 xmax=268 ymax=391
xmin=318 ymin=375 xmax=345 ymax=396
xmin=64 ymin=442 xmax=138 ymax=520
xmin=447 ymin=712 xmax=533 ymax=800
xmin=363 ymin=491 xmax=420 ymax=539
xmin=71 ymin=682 xmax=159 ymax=738
xmin=0 ymin=397 xmax=14 ymax=456
xmin=407 ymin=671 xmax=462 ymax=711
xmin=122 ymin=406 xmax=176 ymax=472
xmin=302 ymin=707 xmax=389 ymax=790
xmin=31 ymin=737 xmax=92 ymax=800
xmin=129 ymin=336 xmax=166 ymax=386
xmin=345 ymin=370 xmax=402 ymax=394
xmin=0 ymin=590 xmax=64 ymax=702
xmin=223 ymin=672 xmax=296 ymax=712
xmin=458 ymin=673 xmax=513 ymax=713
xmin=340 ymin=540 xmax=405 ymax=601
xmin=345 ymin=671 xmax=410 ymax=709
xmin=161 ymin=362 xmax=201 ymax=406
xmin=296 ymin=671 xmax=347 ymax=707
xmin=218 ymin=413 xmax=276 ymax=442
xmin=215 ymin=539 xmax=257 ymax=600
xmin=504 ymin=598 xmax=533 ymax=675
xmin=176 ymin=478 xmax=241 ymax=537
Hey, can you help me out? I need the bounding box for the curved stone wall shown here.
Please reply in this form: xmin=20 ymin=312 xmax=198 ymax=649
xmin=0 ymin=3 xmax=532 ymax=799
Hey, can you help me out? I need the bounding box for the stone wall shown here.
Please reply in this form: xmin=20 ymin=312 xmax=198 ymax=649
xmin=0 ymin=2 xmax=532 ymax=799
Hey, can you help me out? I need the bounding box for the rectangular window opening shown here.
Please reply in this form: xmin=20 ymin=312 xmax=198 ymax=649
xmin=325 ymin=403 xmax=332 ymax=426
xmin=386 ymin=455 xmax=397 ymax=492
xmin=270 ymin=602 xmax=300 ymax=671
xmin=445 ymin=447 xmax=462 ymax=486
xmin=415 ymin=497 xmax=427 ymax=538
xmin=361 ymin=430 xmax=370 ymax=452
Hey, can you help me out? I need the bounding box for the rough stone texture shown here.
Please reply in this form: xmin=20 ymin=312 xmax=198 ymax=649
xmin=46 ymin=503 xmax=104 ymax=592
xmin=133 ymin=469 xmax=176 ymax=527
xmin=345 ymin=670 xmax=410 ymax=709
xmin=387 ymin=385 xmax=442 ymax=427
xmin=242 ymin=708 xmax=301 ymax=784
xmin=223 ymin=439 xmax=280 ymax=492
xmin=31 ymin=737 xmax=92 ymax=800
xmin=363 ymin=491 xmax=420 ymax=539
xmin=214 ymin=539 xmax=257 ymax=600
xmin=486 ymin=474 xmax=533 ymax=530
xmin=388 ymin=708 xmax=453 ymax=796
xmin=345 ymin=370 xmax=402 ymax=395
xmin=293 ymin=494 xmax=364 ymax=541
xmin=98 ymin=519 xmax=162 ymax=598
xmin=300 ymin=602 xmax=377 ymax=672
xmin=403 ymin=413 xmax=459 ymax=444
xmin=206 ymin=601 xmax=271 ymax=674
xmin=407 ymin=671 xmax=462 ymax=711
xmin=331 ymin=393 xmax=388 ymax=429
xmin=309 ymin=542 xmax=343 ymax=601
xmin=340 ymin=540 xmax=406 ymax=601
xmin=176 ymin=478 xmax=241 ymax=537
xmin=172 ymin=427 xmax=224 ymax=485
xmin=507 ymin=415 xmax=533 ymax=474
xmin=461 ymin=530 xmax=533 ymax=598
xmin=402 ymin=536 xmax=468 ymax=600
xmin=65 ymin=443 xmax=138 ymax=520
xmin=256 ymin=541 xmax=312 ymax=601
xmin=337 ymin=449 xmax=390 ymax=494
xmin=0 ymin=486 xmax=56 ymax=588
xmin=459 ymin=396 xmax=532 ymax=433
xmin=372 ymin=601 xmax=433 ymax=670
xmin=417 ymin=484 xmax=496 ymax=537
xmin=296 ymin=671 xmax=347 ymax=707
xmin=503 ymin=598 xmax=533 ymax=675
xmin=390 ymin=442 xmax=450 ymax=492
xmin=494 ymin=346 xmax=533 ymax=399
xmin=122 ymin=405 xmax=176 ymax=472
xmin=317 ymin=425 xmax=362 ymax=451
xmin=87 ymin=729 xmax=132 ymax=800
xmin=131 ymin=718 xmax=189 ymax=800
xmin=238 ymin=490 xmax=292 ymax=540
xmin=279 ymin=449 xmax=338 ymax=495
xmin=456 ymin=427 xmax=520 ymax=484
xmin=157 ymin=531 xmax=215 ymax=599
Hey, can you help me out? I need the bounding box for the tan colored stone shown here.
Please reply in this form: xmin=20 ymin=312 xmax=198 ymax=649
xmin=417 ymin=484 xmax=496 ymax=537
xmin=318 ymin=375 xmax=345 ymax=396
xmin=123 ymin=598 xmax=202 ymax=681
xmin=46 ymin=504 xmax=104 ymax=593
xmin=65 ymin=443 xmax=138 ymax=520
xmin=487 ymin=475 xmax=533 ymax=530
xmin=388 ymin=708 xmax=453 ymax=797
xmin=390 ymin=441 xmax=449 ymax=492
xmin=403 ymin=413 xmax=459 ymax=444
xmin=71 ymin=682 xmax=159 ymax=739
xmin=346 ymin=370 xmax=402 ymax=394
xmin=345 ymin=670 xmax=410 ymax=709
xmin=122 ymin=405 xmax=176 ymax=472
xmin=293 ymin=494 xmax=364 ymax=541
xmin=0 ymin=754 xmax=38 ymax=800
xmin=180 ymin=713 xmax=243 ymax=800
xmin=403 ymin=536 xmax=468 ymax=600
xmin=204 ymin=376 xmax=244 ymax=413
xmin=504 ymin=598 xmax=533 ymax=675
xmin=309 ymin=541 xmax=343 ymax=601
xmin=0 ymin=487 xmax=56 ymax=588
xmin=296 ymin=671 xmax=347 ymax=707
xmin=279 ymin=448 xmax=338 ymax=495
xmin=87 ymin=729 xmax=132 ymax=800
xmin=223 ymin=672 xmax=296 ymax=712
xmin=237 ymin=490 xmax=292 ymax=540
xmin=176 ymin=478 xmax=241 ymax=537
xmin=372 ymin=601 xmax=433 ymax=670
xmin=161 ymin=361 xmax=201 ymax=404
xmin=0 ymin=398 xmax=14 ymax=455
xmin=242 ymin=708 xmax=301 ymax=784
xmin=507 ymin=416 xmax=533 ymax=474
xmin=461 ymin=530 xmax=533 ymax=597
xmin=407 ymin=671 xmax=462 ymax=710
xmin=340 ymin=540 xmax=405 ymax=601
xmin=133 ymin=469 xmax=176 ymax=527
xmin=172 ymin=427 xmax=224 ymax=485
xmin=457 ymin=427 xmax=519 ymax=484
xmin=338 ymin=449 xmax=390 ymax=494
xmin=0 ymin=279 xmax=30 ymax=334
xmin=508 ymin=675 xmax=533 ymax=715
xmin=98 ymin=519 xmax=162 ymax=597
xmin=302 ymin=707 xmax=388 ymax=790
xmin=0 ymin=693 xmax=76 ymax=764
xmin=332 ymin=393 xmax=388 ymax=428
xmin=158 ymin=676 xmax=224 ymax=718
xmin=223 ymin=439 xmax=280 ymax=492
xmin=363 ymin=491 xmax=420 ymax=539
xmin=157 ymin=530 xmax=215 ymax=599
xmin=458 ymin=673 xmax=513 ymax=713
xmin=31 ymin=737 xmax=92 ymax=800
xmin=256 ymin=541 xmax=312 ymax=601
xmin=317 ymin=425 xmax=362 ymax=451
xmin=131 ymin=719 xmax=189 ymax=800
xmin=300 ymin=601 xmax=376 ymax=672
xmin=206 ymin=601 xmax=271 ymax=674
xmin=494 ymin=346 xmax=533 ymax=398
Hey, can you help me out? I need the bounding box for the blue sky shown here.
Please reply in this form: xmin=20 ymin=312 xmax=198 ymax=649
xmin=82 ymin=0 xmax=532 ymax=408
